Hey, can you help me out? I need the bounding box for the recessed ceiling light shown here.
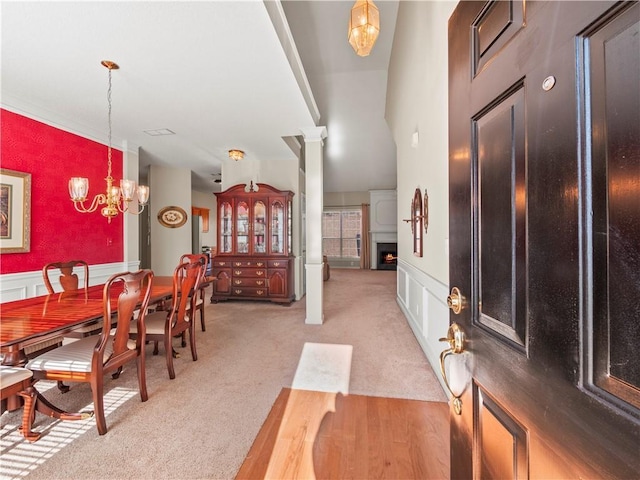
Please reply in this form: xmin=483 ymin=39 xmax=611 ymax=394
xmin=228 ymin=149 xmax=244 ymax=161
xmin=143 ymin=128 xmax=175 ymax=136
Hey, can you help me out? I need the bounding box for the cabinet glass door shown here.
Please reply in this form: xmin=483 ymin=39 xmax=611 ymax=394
xmin=220 ymin=201 xmax=232 ymax=253
xmin=253 ymin=201 xmax=266 ymax=254
xmin=287 ymin=199 xmax=292 ymax=255
xmin=236 ymin=201 xmax=249 ymax=254
xmin=271 ymin=200 xmax=285 ymax=254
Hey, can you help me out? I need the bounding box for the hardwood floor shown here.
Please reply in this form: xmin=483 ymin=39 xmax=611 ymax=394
xmin=236 ymin=388 xmax=450 ymax=479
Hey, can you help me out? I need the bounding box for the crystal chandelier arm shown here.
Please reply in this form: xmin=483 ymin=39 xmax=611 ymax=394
xmin=72 ymin=194 xmax=107 ymax=213
xmin=114 ymin=198 xmax=145 ymax=215
xmin=124 ymin=203 xmax=148 ymax=216
xmin=116 ymin=198 xmax=131 ymax=214
xmin=116 ymin=202 xmax=148 ymax=215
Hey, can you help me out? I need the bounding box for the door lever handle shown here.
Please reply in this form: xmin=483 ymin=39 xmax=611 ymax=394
xmin=439 ymin=322 xmax=465 ymax=415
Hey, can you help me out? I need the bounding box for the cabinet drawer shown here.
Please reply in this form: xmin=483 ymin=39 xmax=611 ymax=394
xmin=212 ymin=267 xmax=231 ymax=277
xmin=213 ymin=260 xmax=232 ymax=267
xmin=267 ymin=259 xmax=290 ymax=268
xmin=232 ymin=278 xmax=267 ymax=287
xmin=233 ymin=268 xmax=267 ymax=278
xmin=232 ymin=260 xmax=267 ymax=268
xmin=231 ymin=287 xmax=268 ymax=298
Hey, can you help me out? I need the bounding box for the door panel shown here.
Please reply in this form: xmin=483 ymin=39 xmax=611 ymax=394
xmin=268 ymin=269 xmax=286 ymax=297
xmin=474 ymin=84 xmax=526 ymax=348
xmin=473 ymin=0 xmax=525 ymax=75
xmin=587 ymin=3 xmax=640 ymax=411
xmin=448 ymin=1 xmax=640 ymax=478
xmin=475 ymin=383 xmax=528 ymax=480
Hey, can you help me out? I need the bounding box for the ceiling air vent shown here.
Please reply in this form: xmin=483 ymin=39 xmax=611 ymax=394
xmin=143 ymin=128 xmax=175 ymax=136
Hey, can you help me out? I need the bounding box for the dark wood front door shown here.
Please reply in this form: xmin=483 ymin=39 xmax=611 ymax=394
xmin=447 ymin=1 xmax=639 ymax=478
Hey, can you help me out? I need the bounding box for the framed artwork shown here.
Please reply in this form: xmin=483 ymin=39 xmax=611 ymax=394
xmin=158 ymin=206 xmax=188 ymax=228
xmin=0 ymin=169 xmax=31 ymax=253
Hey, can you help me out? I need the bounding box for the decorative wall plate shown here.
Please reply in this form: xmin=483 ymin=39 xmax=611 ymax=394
xmin=158 ymin=206 xmax=188 ymax=228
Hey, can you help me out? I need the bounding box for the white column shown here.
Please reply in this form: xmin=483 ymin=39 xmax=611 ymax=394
xmin=122 ymin=141 xmax=141 ymax=272
xmin=301 ymin=126 xmax=327 ymax=325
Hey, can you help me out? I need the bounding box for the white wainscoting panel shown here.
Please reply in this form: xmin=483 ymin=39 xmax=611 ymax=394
xmin=397 ymin=267 xmax=407 ymax=302
xmin=396 ymin=259 xmax=450 ymax=395
xmin=0 ymin=262 xmax=135 ymax=303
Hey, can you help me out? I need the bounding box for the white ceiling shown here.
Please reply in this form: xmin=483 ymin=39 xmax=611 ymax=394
xmin=1 ymin=1 xmax=398 ymax=194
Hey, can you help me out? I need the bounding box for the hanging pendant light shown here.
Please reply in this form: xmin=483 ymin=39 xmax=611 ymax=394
xmin=348 ymin=0 xmax=380 ymax=57
xmin=68 ymin=60 xmax=149 ymax=223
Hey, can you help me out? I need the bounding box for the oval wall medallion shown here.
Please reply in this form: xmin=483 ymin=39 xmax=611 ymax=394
xmin=157 ymin=206 xmax=188 ymax=228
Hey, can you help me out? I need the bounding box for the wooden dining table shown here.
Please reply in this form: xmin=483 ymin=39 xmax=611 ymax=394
xmin=0 ymin=276 xmax=174 ymax=367
xmin=0 ymin=275 xmax=174 ymax=431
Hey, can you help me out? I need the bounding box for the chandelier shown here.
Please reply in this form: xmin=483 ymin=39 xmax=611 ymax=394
xmin=68 ymin=60 xmax=149 ymax=223
xmin=228 ymin=149 xmax=245 ymax=161
xmin=348 ymin=0 xmax=380 ymax=57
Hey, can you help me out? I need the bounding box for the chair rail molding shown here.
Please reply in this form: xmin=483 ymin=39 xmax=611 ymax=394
xmin=0 ymin=262 xmax=133 ymax=303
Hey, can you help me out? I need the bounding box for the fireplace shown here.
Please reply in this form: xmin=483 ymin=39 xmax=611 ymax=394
xmin=376 ymin=243 xmax=397 ymax=270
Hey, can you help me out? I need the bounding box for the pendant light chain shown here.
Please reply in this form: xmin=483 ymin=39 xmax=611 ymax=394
xmin=106 ymin=66 xmax=113 ymax=181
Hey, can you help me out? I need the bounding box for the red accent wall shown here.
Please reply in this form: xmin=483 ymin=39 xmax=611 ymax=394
xmin=1 ymin=109 xmax=124 ymax=274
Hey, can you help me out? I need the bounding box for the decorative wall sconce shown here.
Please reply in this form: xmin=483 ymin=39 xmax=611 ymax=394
xmin=423 ymin=188 xmax=429 ymax=234
xmin=402 ymin=187 xmax=430 ymax=257
xmin=403 ymin=188 xmax=430 ymax=235
xmin=403 ymin=188 xmax=426 ymax=257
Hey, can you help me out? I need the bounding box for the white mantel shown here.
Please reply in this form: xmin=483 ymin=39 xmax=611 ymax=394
xmin=369 ymin=190 xmax=397 ymax=269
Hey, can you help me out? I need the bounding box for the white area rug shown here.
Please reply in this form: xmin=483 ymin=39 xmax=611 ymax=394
xmin=291 ymin=342 xmax=353 ymax=394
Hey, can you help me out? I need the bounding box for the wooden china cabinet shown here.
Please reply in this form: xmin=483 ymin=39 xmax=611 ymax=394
xmin=211 ymin=182 xmax=295 ymax=304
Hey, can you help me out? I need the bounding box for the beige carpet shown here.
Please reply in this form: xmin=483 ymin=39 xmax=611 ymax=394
xmin=0 ymin=268 xmax=446 ymax=480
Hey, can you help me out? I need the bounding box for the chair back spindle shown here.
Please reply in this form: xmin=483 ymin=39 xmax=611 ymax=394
xmin=172 ymin=261 xmax=202 ymax=334
xmin=42 ymin=260 xmax=89 ymax=294
xmin=179 ymin=253 xmax=209 ymax=331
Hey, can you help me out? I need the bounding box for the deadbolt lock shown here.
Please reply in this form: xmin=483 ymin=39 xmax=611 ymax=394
xmin=446 ymin=286 xmax=465 ymax=314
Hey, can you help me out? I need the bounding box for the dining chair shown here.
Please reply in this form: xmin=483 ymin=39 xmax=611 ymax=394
xmin=41 ymin=260 xmax=108 ymax=339
xmin=41 ymin=260 xmax=101 ymax=392
xmin=131 ymin=261 xmax=201 ymax=379
xmin=179 ymin=253 xmax=209 ymax=332
xmin=26 ymin=269 xmax=154 ymax=436
xmin=0 ymin=366 xmax=39 ymax=442
xmin=42 ymin=260 xmax=89 ymax=294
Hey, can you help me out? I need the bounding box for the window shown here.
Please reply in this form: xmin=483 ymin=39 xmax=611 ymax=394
xmin=322 ymin=208 xmax=362 ymax=258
